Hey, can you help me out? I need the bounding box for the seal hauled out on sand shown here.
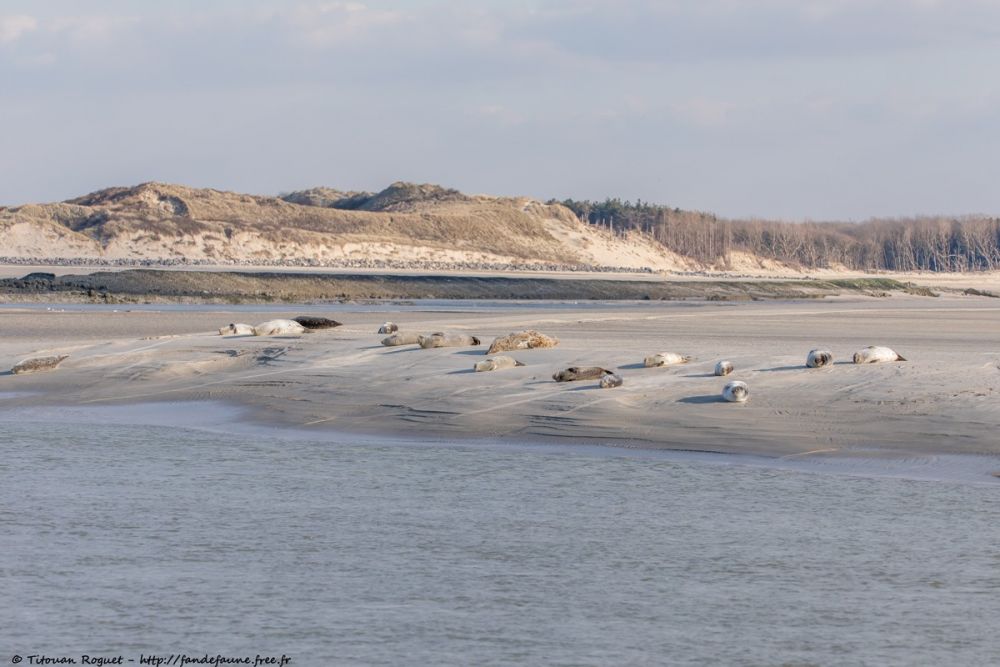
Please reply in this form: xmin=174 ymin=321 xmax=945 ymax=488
xmin=807 ymin=349 xmax=834 ymax=368
xmin=219 ymin=323 xmax=255 ymax=336
xmin=382 ymin=332 xmax=421 ymax=346
xmin=293 ymin=316 xmax=341 ymax=329
xmin=599 ymin=373 xmax=624 ymax=388
xmin=11 ymin=355 xmax=69 ymax=375
xmin=487 ymin=330 xmax=559 ymax=354
xmin=644 ymin=352 xmax=691 ymax=367
xmin=474 ymin=356 xmax=525 ymax=372
xmin=715 ymin=360 xmax=734 ymax=376
xmin=378 ymin=322 xmax=399 ymax=334
xmin=722 ymin=380 xmax=749 ymax=403
xmin=853 ymin=346 xmax=906 ymax=364
xmin=553 ymin=367 xmax=614 ymax=382
xmin=253 ymin=319 xmax=307 ymax=336
xmin=418 ymin=333 xmax=481 ymax=349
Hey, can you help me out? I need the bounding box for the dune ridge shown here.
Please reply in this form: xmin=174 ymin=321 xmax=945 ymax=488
xmin=0 ymin=181 xmax=689 ymax=272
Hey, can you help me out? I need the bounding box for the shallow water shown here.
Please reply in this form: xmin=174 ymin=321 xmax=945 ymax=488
xmin=3 ymin=416 xmax=1000 ymax=666
xmin=0 ymin=298 xmax=687 ymax=314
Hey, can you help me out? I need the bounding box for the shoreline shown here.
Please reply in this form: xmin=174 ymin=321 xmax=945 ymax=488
xmin=4 ymin=398 xmax=999 ymax=484
xmin=2 ymin=295 xmax=999 ymax=470
xmin=3 ymin=266 xmax=995 ymax=304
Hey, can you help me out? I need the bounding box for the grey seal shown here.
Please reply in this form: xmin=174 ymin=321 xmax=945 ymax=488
xmin=381 ymin=332 xmax=421 ymax=346
xmin=12 ymin=355 xmax=69 ymax=375
xmin=487 ymin=330 xmax=559 ymax=354
xmin=418 ymin=333 xmax=481 ymax=349
xmin=474 ymin=356 xmax=525 ymax=372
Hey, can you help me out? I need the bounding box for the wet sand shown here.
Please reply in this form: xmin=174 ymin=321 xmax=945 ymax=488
xmin=1 ymin=295 xmax=999 ymax=461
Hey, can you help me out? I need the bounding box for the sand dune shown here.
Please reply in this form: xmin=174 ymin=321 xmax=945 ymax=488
xmin=1 ymin=296 xmax=999 ymax=462
xmin=0 ymin=181 xmax=688 ymax=272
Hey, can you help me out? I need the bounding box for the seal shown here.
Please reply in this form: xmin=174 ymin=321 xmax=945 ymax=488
xmin=418 ymin=333 xmax=481 ymax=349
xmin=474 ymin=356 xmax=525 ymax=372
xmin=293 ymin=316 xmax=341 ymax=329
xmin=253 ymin=319 xmax=306 ymax=336
xmin=552 ymin=367 xmax=614 ymax=382
xmin=853 ymin=346 xmax=906 ymax=364
xmin=722 ymin=380 xmax=749 ymax=403
xmin=487 ymin=330 xmax=559 ymax=354
xmin=382 ymin=332 xmax=421 ymax=346
xmin=599 ymin=373 xmax=624 ymax=388
xmin=219 ymin=323 xmax=255 ymax=336
xmin=378 ymin=322 xmax=399 ymax=334
xmin=806 ymin=349 xmax=834 ymax=368
xmin=11 ymin=354 xmax=69 ymax=375
xmin=715 ymin=360 xmax=734 ymax=376
xmin=644 ymin=352 xmax=691 ymax=367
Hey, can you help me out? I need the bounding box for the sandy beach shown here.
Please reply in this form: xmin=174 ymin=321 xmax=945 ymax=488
xmin=1 ymin=294 xmax=998 ymax=463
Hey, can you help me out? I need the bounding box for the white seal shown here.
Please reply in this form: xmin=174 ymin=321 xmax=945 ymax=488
xmin=722 ymin=380 xmax=749 ymax=403
xmin=644 ymin=352 xmax=691 ymax=367
xmin=714 ymin=360 xmax=734 ymax=376
xmin=219 ymin=323 xmax=255 ymax=336
xmin=806 ymin=349 xmax=834 ymax=368
xmin=599 ymin=373 xmax=624 ymax=388
xmin=853 ymin=346 xmax=906 ymax=364
xmin=378 ymin=322 xmax=399 ymax=334
xmin=253 ymin=319 xmax=306 ymax=336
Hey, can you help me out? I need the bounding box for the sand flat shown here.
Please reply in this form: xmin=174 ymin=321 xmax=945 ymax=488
xmin=1 ymin=295 xmax=998 ymax=459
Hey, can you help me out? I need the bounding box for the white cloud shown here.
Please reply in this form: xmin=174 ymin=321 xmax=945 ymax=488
xmin=285 ymin=2 xmax=404 ymax=47
xmin=0 ymin=14 xmax=37 ymax=43
xmin=48 ymin=15 xmax=138 ymax=42
xmin=668 ymin=97 xmax=736 ymax=127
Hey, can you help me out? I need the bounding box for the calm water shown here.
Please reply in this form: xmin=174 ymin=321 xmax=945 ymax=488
xmin=3 ymin=414 xmax=1000 ymax=666
xmin=0 ymin=299 xmax=686 ymax=314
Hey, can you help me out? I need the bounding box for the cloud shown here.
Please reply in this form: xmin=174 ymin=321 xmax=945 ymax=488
xmin=0 ymin=14 xmax=37 ymax=43
xmin=667 ymin=98 xmax=737 ymax=127
xmin=501 ymin=0 xmax=1000 ymax=65
xmin=0 ymin=0 xmax=999 ymax=218
xmin=283 ymin=2 xmax=405 ymax=47
xmin=48 ymin=14 xmax=138 ymax=42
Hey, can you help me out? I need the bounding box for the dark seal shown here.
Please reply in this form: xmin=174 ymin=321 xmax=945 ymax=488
xmin=552 ymin=366 xmax=614 ymax=382
xmin=293 ymin=316 xmax=342 ymax=329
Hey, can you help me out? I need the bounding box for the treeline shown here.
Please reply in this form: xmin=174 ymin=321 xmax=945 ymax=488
xmin=557 ymin=198 xmax=1000 ymax=271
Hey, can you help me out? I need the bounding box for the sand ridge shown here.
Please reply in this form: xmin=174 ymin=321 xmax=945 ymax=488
xmin=1 ymin=296 xmax=999 ymax=461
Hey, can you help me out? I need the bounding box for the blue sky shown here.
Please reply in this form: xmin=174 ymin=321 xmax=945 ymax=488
xmin=1 ymin=0 xmax=999 ymax=219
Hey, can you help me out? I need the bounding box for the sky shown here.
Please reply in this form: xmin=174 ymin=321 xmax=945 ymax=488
xmin=1 ymin=0 xmax=999 ymax=219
